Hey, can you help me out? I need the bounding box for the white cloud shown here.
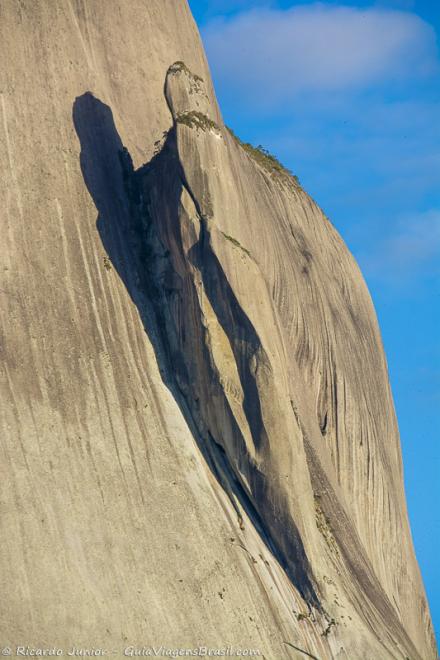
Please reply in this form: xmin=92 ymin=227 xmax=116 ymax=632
xmin=202 ymin=4 xmax=438 ymax=104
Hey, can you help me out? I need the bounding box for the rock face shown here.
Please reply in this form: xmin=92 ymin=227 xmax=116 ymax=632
xmin=0 ymin=2 xmax=436 ymax=659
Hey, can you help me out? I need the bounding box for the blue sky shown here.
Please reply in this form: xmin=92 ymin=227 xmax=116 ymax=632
xmin=189 ymin=0 xmax=439 ymax=639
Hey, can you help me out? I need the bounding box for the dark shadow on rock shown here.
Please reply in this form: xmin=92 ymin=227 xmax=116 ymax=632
xmin=72 ymin=92 xmax=250 ymax=523
xmin=188 ymin=231 xmax=320 ymax=608
xmin=72 ymin=92 xmax=320 ymax=610
xmin=73 ymin=92 xmax=136 ymax=287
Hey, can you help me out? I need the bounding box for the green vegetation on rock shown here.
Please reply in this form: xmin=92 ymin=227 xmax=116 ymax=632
xmin=168 ymin=61 xmax=204 ymax=82
xmin=226 ymin=126 xmax=300 ymax=187
xmin=220 ymin=231 xmax=251 ymax=257
xmin=176 ymin=111 xmax=219 ymax=132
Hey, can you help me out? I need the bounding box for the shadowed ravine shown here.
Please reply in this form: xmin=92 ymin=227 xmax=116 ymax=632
xmin=72 ymin=92 xmax=321 ymax=610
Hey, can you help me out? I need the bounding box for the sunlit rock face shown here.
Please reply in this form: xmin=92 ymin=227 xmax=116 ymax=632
xmin=0 ymin=2 xmax=436 ymax=659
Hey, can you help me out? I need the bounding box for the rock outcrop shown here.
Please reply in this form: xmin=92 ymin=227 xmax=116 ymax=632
xmin=0 ymin=1 xmax=436 ymax=658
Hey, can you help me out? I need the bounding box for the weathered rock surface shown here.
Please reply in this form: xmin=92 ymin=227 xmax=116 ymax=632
xmin=0 ymin=1 xmax=436 ymax=659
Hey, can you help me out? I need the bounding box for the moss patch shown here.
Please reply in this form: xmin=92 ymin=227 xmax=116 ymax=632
xmin=220 ymin=231 xmax=251 ymax=257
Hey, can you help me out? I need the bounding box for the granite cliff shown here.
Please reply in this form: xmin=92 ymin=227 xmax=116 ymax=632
xmin=0 ymin=1 xmax=436 ymax=658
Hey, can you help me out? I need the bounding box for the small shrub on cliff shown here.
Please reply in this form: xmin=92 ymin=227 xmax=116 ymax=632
xmin=176 ymin=111 xmax=219 ymax=132
xmin=226 ymin=126 xmax=300 ymax=187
